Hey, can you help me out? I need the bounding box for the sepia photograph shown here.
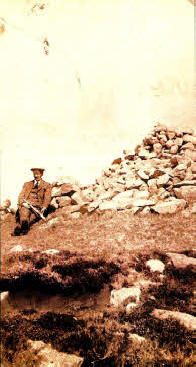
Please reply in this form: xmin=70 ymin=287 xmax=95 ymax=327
xmin=0 ymin=0 xmax=195 ymax=365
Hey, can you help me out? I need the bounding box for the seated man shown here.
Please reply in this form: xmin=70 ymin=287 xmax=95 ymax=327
xmin=13 ymin=168 xmax=51 ymax=236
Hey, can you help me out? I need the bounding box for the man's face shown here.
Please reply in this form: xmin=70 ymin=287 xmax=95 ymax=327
xmin=32 ymin=170 xmax=43 ymax=181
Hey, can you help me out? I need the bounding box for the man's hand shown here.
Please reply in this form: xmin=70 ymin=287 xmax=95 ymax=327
xmin=41 ymin=207 xmax=46 ymax=214
xmin=22 ymin=202 xmax=30 ymax=209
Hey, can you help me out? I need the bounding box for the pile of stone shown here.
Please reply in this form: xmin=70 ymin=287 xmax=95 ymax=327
xmin=50 ymin=176 xmax=88 ymax=219
xmin=47 ymin=123 xmax=196 ymax=217
xmin=78 ymin=123 xmax=196 ymax=215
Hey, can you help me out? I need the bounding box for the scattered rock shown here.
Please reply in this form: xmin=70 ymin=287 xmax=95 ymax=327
xmin=57 ymin=196 xmax=72 ymax=207
xmin=137 ymin=169 xmax=149 ymax=181
xmin=126 ymin=303 xmax=137 ymax=313
xmin=112 ymin=190 xmax=134 ymax=201
xmin=183 ymin=134 xmax=196 ymax=145
xmin=152 ymin=199 xmax=186 ymax=214
xmin=181 ymin=142 xmax=195 ymax=150
xmin=133 ymin=199 xmax=156 ymax=207
xmin=99 ymin=201 xmax=118 ymax=211
xmin=53 ymin=176 xmax=79 ymax=186
xmin=71 ymin=192 xmax=84 ymax=205
xmin=110 ymin=286 xmax=141 ymax=307
xmin=146 ymin=259 xmax=165 ymax=273
xmin=125 ymin=178 xmax=143 ymax=190
xmin=166 ymin=253 xmax=196 ymax=270
xmin=174 ymin=186 xmax=196 ymax=202
xmin=157 ymin=174 xmax=170 ymax=187
xmin=170 ymin=145 xmax=179 ymax=154
xmin=51 ymin=186 xmax=62 ymax=197
xmin=50 ymin=197 xmax=59 ymax=209
xmin=151 ymin=309 xmax=196 ymax=331
xmin=128 ymin=333 xmax=146 ymax=343
xmin=29 ymin=340 xmax=84 ymax=367
xmin=10 ymin=245 xmax=23 ymax=253
xmin=173 ymin=180 xmax=196 ymax=188
xmin=71 ymin=212 xmax=82 ymax=219
xmin=43 ymin=249 xmax=60 ymax=255
xmin=134 ymin=190 xmax=150 ymax=200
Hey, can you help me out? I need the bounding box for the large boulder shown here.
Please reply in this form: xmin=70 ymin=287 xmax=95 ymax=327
xmin=152 ymin=199 xmax=186 ymax=214
xmin=156 ymin=174 xmax=170 ymax=187
xmin=51 ymin=186 xmax=62 ymax=197
xmin=29 ymin=340 xmax=84 ymax=366
xmin=112 ymin=190 xmax=134 ymax=201
xmin=173 ymin=180 xmax=196 ymax=188
xmin=71 ymin=192 xmax=85 ymax=205
xmin=99 ymin=201 xmax=118 ymax=211
xmin=166 ymin=253 xmax=196 ymax=270
xmin=133 ymin=190 xmax=150 ymax=200
xmin=57 ymin=196 xmax=72 ymax=208
xmin=81 ymin=188 xmax=95 ymax=202
xmin=184 ymin=149 xmax=196 ymax=161
xmin=174 ymin=186 xmax=196 ymax=203
xmin=52 ymin=176 xmax=79 ymax=186
xmin=151 ymin=309 xmax=196 ymax=331
xmin=183 ymin=134 xmax=196 ymax=145
xmin=61 ymin=183 xmax=78 ymax=195
xmin=132 ymin=199 xmax=156 ymax=207
xmin=110 ymin=286 xmax=141 ymax=307
xmin=125 ymin=178 xmax=143 ymax=190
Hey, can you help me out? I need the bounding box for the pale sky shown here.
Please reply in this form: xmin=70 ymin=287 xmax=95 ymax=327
xmin=0 ymin=0 xmax=195 ymax=206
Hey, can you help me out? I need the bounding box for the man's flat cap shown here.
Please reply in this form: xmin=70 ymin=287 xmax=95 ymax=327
xmin=31 ymin=168 xmax=45 ymax=172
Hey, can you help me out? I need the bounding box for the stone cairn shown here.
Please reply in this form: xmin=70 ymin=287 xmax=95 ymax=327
xmin=50 ymin=123 xmax=196 ymax=217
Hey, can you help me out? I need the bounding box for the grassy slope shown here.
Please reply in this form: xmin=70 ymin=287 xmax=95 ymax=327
xmin=1 ymin=211 xmax=196 ymax=366
xmin=1 ymin=211 xmax=196 ymax=260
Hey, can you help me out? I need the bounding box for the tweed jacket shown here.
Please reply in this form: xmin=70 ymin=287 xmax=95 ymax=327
xmin=18 ymin=179 xmax=51 ymax=208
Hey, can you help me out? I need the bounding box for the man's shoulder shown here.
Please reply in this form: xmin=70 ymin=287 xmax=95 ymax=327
xmin=42 ymin=180 xmax=51 ymax=187
xmin=23 ymin=180 xmax=33 ymax=186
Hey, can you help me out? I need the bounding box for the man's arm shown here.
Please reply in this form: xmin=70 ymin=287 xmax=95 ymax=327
xmin=43 ymin=183 xmax=52 ymax=208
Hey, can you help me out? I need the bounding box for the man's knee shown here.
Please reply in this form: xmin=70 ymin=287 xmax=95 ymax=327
xmin=19 ymin=207 xmax=30 ymax=222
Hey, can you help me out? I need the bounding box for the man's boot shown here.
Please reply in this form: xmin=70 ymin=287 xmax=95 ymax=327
xmin=11 ymin=225 xmax=21 ymax=236
xmin=20 ymin=220 xmax=29 ymax=235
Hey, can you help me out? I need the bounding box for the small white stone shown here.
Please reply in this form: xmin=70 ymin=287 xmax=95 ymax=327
xmin=126 ymin=303 xmax=137 ymax=313
xmin=146 ymin=259 xmax=165 ymax=273
xmin=10 ymin=245 xmax=23 ymax=253
xmin=71 ymin=212 xmax=81 ymax=219
xmin=0 ymin=291 xmax=9 ymax=302
xmin=128 ymin=333 xmax=146 ymax=343
xmin=43 ymin=249 xmax=60 ymax=255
